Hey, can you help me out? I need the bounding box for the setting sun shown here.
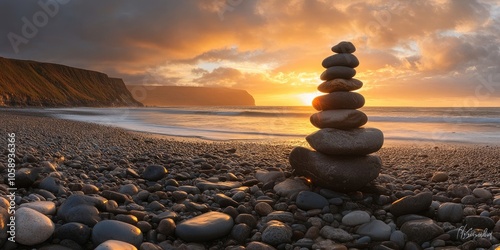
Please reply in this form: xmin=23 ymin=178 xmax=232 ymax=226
xmin=297 ymin=92 xmax=321 ymax=106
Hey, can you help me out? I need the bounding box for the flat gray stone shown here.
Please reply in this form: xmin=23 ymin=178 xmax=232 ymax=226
xmin=306 ymin=128 xmax=384 ymax=155
xmin=322 ymin=53 xmax=359 ymax=68
xmin=295 ymin=191 xmax=329 ymax=210
xmin=215 ymin=193 xmax=239 ymax=207
xmin=320 ymin=66 xmax=356 ymax=80
xmin=342 ymin=210 xmax=370 ymax=226
xmin=400 ymin=219 xmax=444 ymax=244
xmin=356 ymin=219 xmax=391 ymax=241
xmin=196 ymin=180 xmax=242 ymax=191
xmin=447 ymin=184 xmax=471 ymax=198
xmin=176 ymin=211 xmax=234 ymax=242
xmin=437 ymin=203 xmax=463 ymax=223
xmin=318 ymin=78 xmax=363 ymax=93
xmin=312 ymin=92 xmax=365 ymax=110
xmin=472 ymin=188 xmax=492 ymax=199
xmin=264 ymin=211 xmax=295 ymax=223
xmin=92 ymin=220 xmax=143 ymax=247
xmin=464 ymin=215 xmax=495 ymax=229
xmin=255 ymin=170 xmax=285 ymax=184
xmin=54 ymin=222 xmax=91 ymax=245
xmin=39 ymin=176 xmax=63 ymax=194
xmin=57 ymin=194 xmax=106 ymax=226
xmin=310 ymin=109 xmax=367 ymax=129
xmin=390 ymin=230 xmax=406 ymax=249
xmin=273 ymin=178 xmax=310 ymax=198
xmin=289 ymin=147 xmax=381 ymax=193
xmin=320 ymin=226 xmax=353 ymax=242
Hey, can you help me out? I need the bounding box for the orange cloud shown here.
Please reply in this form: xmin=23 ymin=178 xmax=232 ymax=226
xmin=0 ymin=0 xmax=498 ymax=106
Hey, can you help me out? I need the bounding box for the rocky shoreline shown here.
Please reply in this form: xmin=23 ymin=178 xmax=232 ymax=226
xmin=0 ymin=110 xmax=499 ymax=250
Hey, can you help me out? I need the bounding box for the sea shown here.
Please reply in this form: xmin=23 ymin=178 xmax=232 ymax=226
xmin=42 ymin=106 xmax=500 ymax=144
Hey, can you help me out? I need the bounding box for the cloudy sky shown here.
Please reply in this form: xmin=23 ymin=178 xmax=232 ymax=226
xmin=1 ymin=0 xmax=499 ymax=106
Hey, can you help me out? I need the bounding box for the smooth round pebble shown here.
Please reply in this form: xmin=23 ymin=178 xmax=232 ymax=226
xmin=431 ymin=172 xmax=448 ymax=182
xmin=157 ymin=218 xmax=176 ymax=236
xmin=273 ymin=178 xmax=310 ymax=198
xmin=356 ymin=219 xmax=391 ymax=241
xmin=92 ymin=220 xmax=143 ymax=247
xmin=54 ymin=222 xmax=91 ymax=245
xmin=95 ymin=240 xmax=137 ymax=250
xmin=15 ymin=207 xmax=55 ymax=246
xmin=19 ymin=201 xmax=56 ymax=215
xmin=472 ymin=188 xmax=492 ymax=199
xmin=295 ymin=191 xmax=329 ymax=210
xmin=255 ymin=202 xmax=273 ymax=216
xmin=142 ymin=165 xmax=167 ymax=181
xmin=390 ymin=230 xmax=406 ymax=248
xmin=342 ymin=210 xmax=370 ymax=226
xmin=176 ymin=211 xmax=234 ymax=242
xmin=119 ymin=184 xmax=139 ymax=196
xmin=231 ymin=223 xmax=252 ymax=242
xmin=261 ymin=220 xmax=293 ymax=246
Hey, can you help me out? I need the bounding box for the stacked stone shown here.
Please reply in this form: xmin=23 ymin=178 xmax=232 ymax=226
xmin=289 ymin=41 xmax=384 ymax=193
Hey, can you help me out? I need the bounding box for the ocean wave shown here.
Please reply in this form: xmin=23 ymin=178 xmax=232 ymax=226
xmin=369 ymin=116 xmax=500 ymax=124
xmin=151 ymin=108 xmax=312 ymax=118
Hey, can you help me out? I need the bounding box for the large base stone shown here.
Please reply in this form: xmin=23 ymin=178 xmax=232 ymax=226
xmin=289 ymin=147 xmax=381 ymax=193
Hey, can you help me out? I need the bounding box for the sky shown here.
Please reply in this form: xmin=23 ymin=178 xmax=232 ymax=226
xmin=1 ymin=0 xmax=499 ymax=106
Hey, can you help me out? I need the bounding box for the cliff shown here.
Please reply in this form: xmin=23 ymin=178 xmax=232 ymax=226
xmin=0 ymin=57 xmax=142 ymax=107
xmin=126 ymin=85 xmax=255 ymax=106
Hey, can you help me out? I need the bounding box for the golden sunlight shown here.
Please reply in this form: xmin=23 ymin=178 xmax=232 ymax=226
xmin=297 ymin=92 xmax=321 ymax=106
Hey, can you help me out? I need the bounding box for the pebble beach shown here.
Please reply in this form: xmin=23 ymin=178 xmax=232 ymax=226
xmin=1 ymin=110 xmax=500 ymax=250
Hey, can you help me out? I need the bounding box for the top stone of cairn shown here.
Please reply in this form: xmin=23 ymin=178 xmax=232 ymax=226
xmin=331 ymin=41 xmax=356 ymax=53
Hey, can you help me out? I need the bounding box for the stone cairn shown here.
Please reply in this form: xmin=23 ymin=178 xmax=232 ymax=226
xmin=289 ymin=41 xmax=384 ymax=193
